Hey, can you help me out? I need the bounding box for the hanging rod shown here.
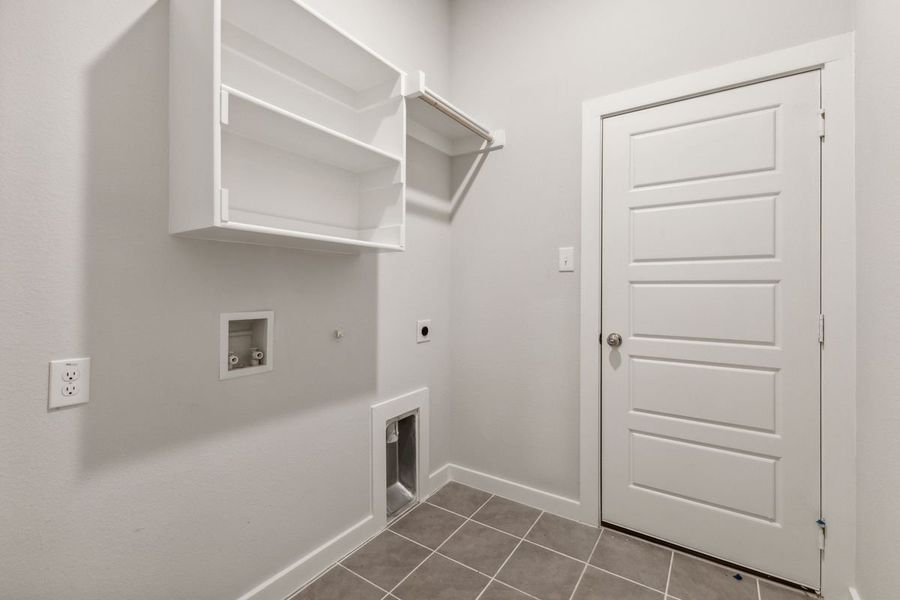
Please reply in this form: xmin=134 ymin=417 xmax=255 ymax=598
xmin=408 ymin=71 xmax=495 ymax=144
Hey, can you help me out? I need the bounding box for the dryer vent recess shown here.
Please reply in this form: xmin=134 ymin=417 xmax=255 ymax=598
xmin=386 ymin=412 xmax=417 ymax=518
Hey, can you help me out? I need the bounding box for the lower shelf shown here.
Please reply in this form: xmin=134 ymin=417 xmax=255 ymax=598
xmin=177 ymin=221 xmax=404 ymax=254
xmin=199 ymin=129 xmax=405 ymax=253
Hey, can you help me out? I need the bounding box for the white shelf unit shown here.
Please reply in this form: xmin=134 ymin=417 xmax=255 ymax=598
xmin=170 ymin=0 xmax=407 ymax=253
xmin=406 ymin=71 xmax=505 ymax=157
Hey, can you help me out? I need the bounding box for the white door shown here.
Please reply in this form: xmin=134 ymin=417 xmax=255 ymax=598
xmin=601 ymin=71 xmax=821 ymax=587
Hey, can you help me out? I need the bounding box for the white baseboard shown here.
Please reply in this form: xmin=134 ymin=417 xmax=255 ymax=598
xmin=427 ymin=463 xmax=452 ymax=496
xmin=236 ymin=461 xmax=582 ymax=599
xmin=236 ymin=516 xmax=379 ymax=600
xmin=440 ymin=463 xmax=584 ymax=523
xmin=849 ymin=587 xmax=862 ymax=600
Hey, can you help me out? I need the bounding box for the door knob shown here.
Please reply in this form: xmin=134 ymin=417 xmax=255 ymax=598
xmin=606 ymin=333 xmax=623 ymax=347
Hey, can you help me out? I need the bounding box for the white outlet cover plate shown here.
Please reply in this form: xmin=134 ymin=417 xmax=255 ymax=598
xmin=48 ymin=357 xmax=91 ymax=409
xmin=417 ymin=320 xmax=432 ymax=343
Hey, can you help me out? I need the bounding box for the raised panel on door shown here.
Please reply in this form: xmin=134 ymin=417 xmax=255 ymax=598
xmin=630 ymin=357 xmax=777 ymax=432
xmin=601 ymin=71 xmax=821 ymax=588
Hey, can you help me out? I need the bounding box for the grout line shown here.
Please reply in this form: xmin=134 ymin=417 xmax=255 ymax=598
xmin=339 ymin=564 xmax=392 ymax=596
xmin=475 ymin=510 xmax=544 ymax=600
xmin=389 ymin=501 xmax=426 ymax=528
xmin=319 ymin=485 xmax=677 ymax=600
xmin=664 ymin=550 xmax=674 ymax=598
xmin=567 ymin=528 xmax=604 ymax=600
xmin=430 ymin=501 xmax=666 ymax=599
xmin=589 ymin=565 xmax=670 ymax=596
xmin=518 ymin=538 xmax=594 ymax=565
xmin=427 ymin=500 xmax=602 ymax=566
xmin=285 ymin=563 xmax=341 ymax=599
xmin=388 ymin=529 xmax=440 ymax=553
xmin=388 ymin=530 xmax=486 ymax=577
xmin=757 ymin=577 xmax=762 ymax=600
xmin=491 ymin=579 xmax=544 ymax=600
xmin=425 ymin=500 xmax=486 ymax=520
xmin=386 ymin=494 xmax=496 ymax=597
xmin=388 ymin=517 xmax=546 ymax=600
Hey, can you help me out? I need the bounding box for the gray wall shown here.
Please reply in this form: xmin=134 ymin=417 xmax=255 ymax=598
xmin=0 ymin=1 xmax=451 ymax=599
xmin=447 ymin=0 xmax=854 ymax=500
xmin=6 ymin=1 xmax=899 ymax=598
xmin=854 ymin=0 xmax=900 ymax=598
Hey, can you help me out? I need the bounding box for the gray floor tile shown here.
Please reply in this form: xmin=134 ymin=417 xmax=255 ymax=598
xmin=440 ymin=520 xmax=520 ymax=576
xmin=479 ymin=581 xmax=534 ymax=599
xmin=390 ymin=502 xmax=466 ymax=549
xmin=428 ymin=482 xmax=492 ymax=517
xmin=473 ymin=496 xmax=542 ymax=537
xmin=667 ymin=553 xmax=757 ymax=600
xmin=526 ymin=513 xmax=600 ymax=560
xmin=572 ymin=567 xmax=664 ymax=600
xmin=393 ymin=554 xmax=489 ymax=600
xmin=341 ymin=531 xmax=430 ymax=591
xmin=291 ymin=566 xmax=385 ymax=600
xmin=759 ymin=580 xmax=817 ymax=599
xmin=496 ymin=541 xmax=584 ymax=600
xmin=588 ymin=530 xmax=671 ymax=592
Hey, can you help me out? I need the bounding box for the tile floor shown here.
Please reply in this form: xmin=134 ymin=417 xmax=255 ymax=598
xmin=291 ymin=483 xmax=817 ymax=600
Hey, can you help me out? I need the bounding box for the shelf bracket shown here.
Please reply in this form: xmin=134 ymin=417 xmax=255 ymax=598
xmin=406 ymin=71 xmax=503 ymax=156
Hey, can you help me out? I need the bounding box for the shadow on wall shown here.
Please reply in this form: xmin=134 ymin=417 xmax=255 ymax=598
xmin=405 ymin=136 xmax=491 ymax=222
xmin=80 ymin=0 xmax=378 ymax=470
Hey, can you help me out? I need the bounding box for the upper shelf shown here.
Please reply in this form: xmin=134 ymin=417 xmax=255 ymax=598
xmin=222 ymin=85 xmax=402 ymax=174
xmin=222 ymin=0 xmax=399 ymax=93
xmin=169 ymin=0 xmax=406 ymax=254
xmin=405 ymin=72 xmax=505 ymax=157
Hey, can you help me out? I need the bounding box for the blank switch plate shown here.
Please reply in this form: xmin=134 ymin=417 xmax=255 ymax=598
xmin=48 ymin=357 xmax=91 ymax=409
xmin=559 ymin=247 xmax=575 ymax=272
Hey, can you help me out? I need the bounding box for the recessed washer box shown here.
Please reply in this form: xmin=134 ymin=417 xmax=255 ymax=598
xmin=220 ymin=311 xmax=274 ymax=380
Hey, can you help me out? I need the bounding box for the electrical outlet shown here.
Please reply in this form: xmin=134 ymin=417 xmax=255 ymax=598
xmin=49 ymin=358 xmax=90 ymax=409
xmin=417 ymin=319 xmax=432 ymax=343
xmin=61 ymin=365 xmax=80 ymax=382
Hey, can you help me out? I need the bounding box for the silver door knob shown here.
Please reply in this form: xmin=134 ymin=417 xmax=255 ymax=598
xmin=606 ymin=333 xmax=623 ymax=347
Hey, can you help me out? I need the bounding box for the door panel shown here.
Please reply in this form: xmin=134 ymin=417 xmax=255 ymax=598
xmin=630 ymin=107 xmax=777 ymax=187
xmin=631 ymin=283 xmax=777 ymax=344
xmin=631 ymin=196 xmax=777 ymax=262
xmin=630 ymin=432 xmax=777 ymax=520
xmin=630 ymin=357 xmax=777 ymax=432
xmin=601 ymin=72 xmax=821 ymax=587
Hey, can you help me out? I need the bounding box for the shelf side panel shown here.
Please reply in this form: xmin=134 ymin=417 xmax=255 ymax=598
xmin=169 ymin=0 xmax=219 ymax=233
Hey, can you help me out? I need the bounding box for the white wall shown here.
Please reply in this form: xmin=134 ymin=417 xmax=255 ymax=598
xmin=854 ymin=0 xmax=900 ymax=598
xmin=448 ymin=0 xmax=853 ymax=500
xmin=0 ymin=1 xmax=450 ymax=599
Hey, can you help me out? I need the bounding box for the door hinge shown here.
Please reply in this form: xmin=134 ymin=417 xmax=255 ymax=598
xmin=818 ymin=109 xmax=825 ymax=140
xmin=817 ymin=519 xmax=827 ymax=551
xmin=818 ymin=314 xmax=825 ymax=344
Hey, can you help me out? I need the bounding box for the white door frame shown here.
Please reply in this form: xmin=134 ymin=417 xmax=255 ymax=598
xmin=579 ymin=34 xmax=855 ymax=598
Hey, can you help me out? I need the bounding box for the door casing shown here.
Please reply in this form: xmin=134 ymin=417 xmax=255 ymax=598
xmin=578 ymin=34 xmax=855 ymax=599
